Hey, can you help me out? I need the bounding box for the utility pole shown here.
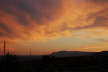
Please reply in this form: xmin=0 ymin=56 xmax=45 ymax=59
xmin=3 ymin=40 xmax=6 ymax=55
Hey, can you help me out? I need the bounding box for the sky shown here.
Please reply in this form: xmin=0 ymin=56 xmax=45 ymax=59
xmin=0 ymin=0 xmax=108 ymax=55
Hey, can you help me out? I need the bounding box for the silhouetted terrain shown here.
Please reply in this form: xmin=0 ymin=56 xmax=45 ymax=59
xmin=0 ymin=51 xmax=108 ymax=72
xmin=51 ymin=51 xmax=96 ymax=57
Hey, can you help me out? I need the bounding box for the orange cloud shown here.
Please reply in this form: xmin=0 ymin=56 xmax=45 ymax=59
xmin=0 ymin=0 xmax=108 ymax=41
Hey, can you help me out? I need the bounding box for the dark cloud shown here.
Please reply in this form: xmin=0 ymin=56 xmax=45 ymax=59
xmin=87 ymin=8 xmax=108 ymax=27
xmin=0 ymin=24 xmax=18 ymax=39
xmin=0 ymin=32 xmax=6 ymax=37
xmin=0 ymin=0 xmax=64 ymax=39
xmin=0 ymin=0 xmax=63 ymax=25
xmin=0 ymin=24 xmax=11 ymax=33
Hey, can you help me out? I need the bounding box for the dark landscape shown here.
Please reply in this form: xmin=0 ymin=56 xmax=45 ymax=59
xmin=1 ymin=51 xmax=108 ymax=72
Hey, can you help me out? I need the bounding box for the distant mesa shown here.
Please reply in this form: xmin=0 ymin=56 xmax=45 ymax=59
xmin=51 ymin=51 xmax=95 ymax=57
xmin=94 ymin=51 xmax=108 ymax=56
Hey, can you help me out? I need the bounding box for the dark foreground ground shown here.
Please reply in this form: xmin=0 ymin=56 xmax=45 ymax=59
xmin=0 ymin=53 xmax=108 ymax=72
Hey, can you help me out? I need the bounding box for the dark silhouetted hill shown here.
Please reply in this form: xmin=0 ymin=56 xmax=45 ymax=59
xmin=51 ymin=51 xmax=96 ymax=57
xmin=94 ymin=51 xmax=108 ymax=56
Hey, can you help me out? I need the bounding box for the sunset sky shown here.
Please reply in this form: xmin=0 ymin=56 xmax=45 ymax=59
xmin=0 ymin=0 xmax=108 ymax=55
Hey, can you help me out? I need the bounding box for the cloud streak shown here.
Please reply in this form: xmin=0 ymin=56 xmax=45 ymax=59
xmin=0 ymin=0 xmax=108 ymax=40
